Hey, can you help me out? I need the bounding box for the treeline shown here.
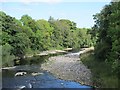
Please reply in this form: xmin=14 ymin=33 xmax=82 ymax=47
xmin=1 ymin=11 xmax=94 ymax=67
xmin=92 ymin=2 xmax=120 ymax=75
xmin=80 ymin=2 xmax=119 ymax=87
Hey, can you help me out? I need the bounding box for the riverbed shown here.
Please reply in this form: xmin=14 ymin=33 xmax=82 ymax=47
xmin=2 ymin=48 xmax=93 ymax=89
xmin=41 ymin=50 xmax=92 ymax=86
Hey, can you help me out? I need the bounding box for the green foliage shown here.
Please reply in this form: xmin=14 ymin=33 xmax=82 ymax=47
xmin=1 ymin=31 xmax=10 ymax=45
xmin=92 ymin=2 xmax=120 ymax=74
xmin=80 ymin=52 xmax=118 ymax=88
xmin=11 ymin=33 xmax=31 ymax=58
xmin=0 ymin=46 xmax=2 ymax=67
xmin=2 ymin=43 xmax=15 ymax=67
xmin=36 ymin=19 xmax=53 ymax=50
xmin=1 ymin=11 xmax=94 ymax=67
xmin=21 ymin=15 xmax=38 ymax=32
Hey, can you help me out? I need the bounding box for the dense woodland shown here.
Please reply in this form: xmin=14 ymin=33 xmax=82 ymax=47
xmin=92 ymin=2 xmax=120 ymax=75
xmin=80 ymin=1 xmax=119 ymax=87
xmin=1 ymin=11 xmax=94 ymax=67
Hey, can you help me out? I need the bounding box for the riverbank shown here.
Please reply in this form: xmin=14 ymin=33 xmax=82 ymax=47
xmin=80 ymin=51 xmax=118 ymax=88
xmin=24 ymin=48 xmax=72 ymax=58
xmin=1 ymin=47 xmax=94 ymax=87
xmin=1 ymin=48 xmax=72 ymax=70
xmin=41 ymin=47 xmax=94 ymax=86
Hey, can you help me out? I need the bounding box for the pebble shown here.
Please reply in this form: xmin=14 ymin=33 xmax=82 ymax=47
xmin=41 ymin=53 xmax=92 ymax=86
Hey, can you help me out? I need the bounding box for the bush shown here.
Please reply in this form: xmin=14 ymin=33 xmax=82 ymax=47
xmin=2 ymin=43 xmax=15 ymax=67
xmin=80 ymin=52 xmax=118 ymax=88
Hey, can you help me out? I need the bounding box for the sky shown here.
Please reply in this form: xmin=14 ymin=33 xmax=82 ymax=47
xmin=0 ymin=0 xmax=111 ymax=28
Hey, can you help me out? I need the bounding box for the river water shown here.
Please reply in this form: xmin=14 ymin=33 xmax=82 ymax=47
xmin=2 ymin=52 xmax=92 ymax=89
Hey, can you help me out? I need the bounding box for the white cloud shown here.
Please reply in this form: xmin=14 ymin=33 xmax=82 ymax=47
xmin=0 ymin=0 xmax=63 ymax=5
xmin=2 ymin=7 xmax=32 ymax=13
xmin=0 ymin=0 xmax=111 ymax=3
xmin=20 ymin=0 xmax=62 ymax=4
xmin=0 ymin=0 xmax=62 ymax=3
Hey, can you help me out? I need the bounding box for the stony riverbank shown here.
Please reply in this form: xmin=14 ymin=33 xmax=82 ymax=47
xmin=2 ymin=47 xmax=93 ymax=87
xmin=41 ymin=48 xmax=93 ymax=86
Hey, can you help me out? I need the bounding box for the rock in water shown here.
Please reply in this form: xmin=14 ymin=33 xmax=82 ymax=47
xmin=15 ymin=72 xmax=27 ymax=76
xmin=31 ymin=72 xmax=43 ymax=76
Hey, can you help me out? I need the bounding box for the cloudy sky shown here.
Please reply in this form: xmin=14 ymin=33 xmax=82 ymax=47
xmin=0 ymin=0 xmax=111 ymax=28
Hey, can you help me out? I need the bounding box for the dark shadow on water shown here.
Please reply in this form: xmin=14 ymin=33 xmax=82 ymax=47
xmin=14 ymin=52 xmax=67 ymax=66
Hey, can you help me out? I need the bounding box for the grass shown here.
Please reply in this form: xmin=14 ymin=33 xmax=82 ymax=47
xmin=80 ymin=51 xmax=118 ymax=88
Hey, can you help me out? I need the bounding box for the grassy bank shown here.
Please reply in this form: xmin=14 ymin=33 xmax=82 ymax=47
xmin=80 ymin=51 xmax=118 ymax=88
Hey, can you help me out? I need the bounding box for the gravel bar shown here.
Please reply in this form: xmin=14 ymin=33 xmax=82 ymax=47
xmin=41 ymin=53 xmax=92 ymax=86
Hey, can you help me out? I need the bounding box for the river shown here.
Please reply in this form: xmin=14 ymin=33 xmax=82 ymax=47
xmin=2 ymin=50 xmax=92 ymax=89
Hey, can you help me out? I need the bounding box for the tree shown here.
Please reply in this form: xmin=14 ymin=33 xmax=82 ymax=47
xmin=2 ymin=43 xmax=15 ymax=67
xmin=36 ymin=19 xmax=53 ymax=50
xmin=92 ymin=2 xmax=120 ymax=74
xmin=11 ymin=33 xmax=31 ymax=58
xmin=21 ymin=15 xmax=38 ymax=32
xmin=1 ymin=11 xmax=95 ymax=67
xmin=1 ymin=11 xmax=20 ymax=35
